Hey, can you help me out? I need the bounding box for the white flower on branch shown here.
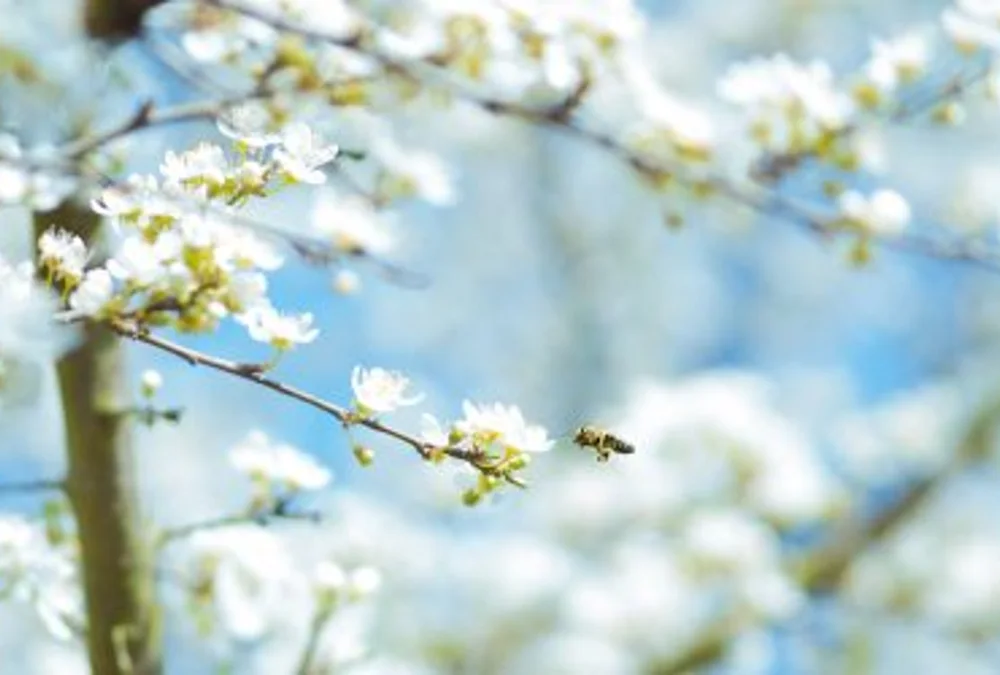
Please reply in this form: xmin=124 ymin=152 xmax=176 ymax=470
xmin=0 ymin=515 xmax=82 ymax=641
xmin=0 ymin=134 xmax=76 ymax=210
xmin=91 ymin=174 xmax=177 ymax=226
xmin=38 ymin=228 xmax=88 ymax=283
xmin=311 ymin=189 xmax=396 ymax=255
xmin=67 ymin=268 xmax=114 ymax=318
xmin=161 ymin=142 xmax=229 ymax=191
xmin=838 ymin=188 xmax=911 ymax=237
xmin=719 ymin=54 xmax=854 ymax=153
xmin=314 ymin=560 xmax=347 ymax=596
xmin=0 ymin=256 xmax=72 ymax=361
xmin=107 ymin=235 xmax=181 ymax=287
xmin=943 ymin=1 xmax=1000 ymax=53
xmin=350 ymin=366 xmax=424 ymax=415
xmin=175 ymin=525 xmax=298 ymax=641
xmin=217 ymin=101 xmax=283 ymax=148
xmin=863 ymin=32 xmax=929 ymax=96
xmin=420 ymin=413 xmax=451 ymax=447
xmin=237 ymin=303 xmax=319 ymax=349
xmin=457 ymin=401 xmax=553 ymax=454
xmin=372 ymin=141 xmax=456 ymax=206
xmin=346 ymin=566 xmax=381 ymax=600
xmin=229 ymin=430 xmax=331 ymax=492
xmin=274 ymin=123 xmax=340 ymax=184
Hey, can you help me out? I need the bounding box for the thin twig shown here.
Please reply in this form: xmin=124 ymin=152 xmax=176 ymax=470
xmin=62 ymin=98 xmax=243 ymax=160
xmin=108 ymin=321 xmax=528 ymax=487
xmin=158 ymin=506 xmax=322 ymax=546
xmin=294 ymin=606 xmax=334 ymax=675
xmin=0 ymin=478 xmax=65 ymax=494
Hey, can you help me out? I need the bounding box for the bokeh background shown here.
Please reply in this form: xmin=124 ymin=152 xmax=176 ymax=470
xmin=6 ymin=0 xmax=1000 ymax=672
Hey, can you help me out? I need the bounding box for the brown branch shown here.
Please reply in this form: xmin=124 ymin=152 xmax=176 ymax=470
xmin=157 ymin=505 xmax=322 ymax=547
xmin=108 ymin=321 xmax=527 ymax=485
xmin=60 ymin=96 xmax=257 ymax=161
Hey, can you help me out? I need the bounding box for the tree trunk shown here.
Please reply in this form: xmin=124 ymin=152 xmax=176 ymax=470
xmin=35 ymin=205 xmax=162 ymax=675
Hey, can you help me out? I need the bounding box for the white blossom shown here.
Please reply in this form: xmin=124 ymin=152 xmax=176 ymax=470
xmin=346 ymin=566 xmax=382 ymax=600
xmin=161 ymin=142 xmax=229 ymax=189
xmin=863 ymin=32 xmax=929 ymax=94
xmin=457 ymin=401 xmax=553 ymax=453
xmin=943 ymin=3 xmax=1000 ymax=52
xmin=68 ymin=268 xmax=114 ymax=317
xmin=838 ymin=188 xmax=911 ymax=237
xmin=176 ymin=525 xmax=298 ymax=641
xmin=140 ymin=369 xmax=163 ymax=398
xmin=0 ymin=516 xmax=82 ymax=641
xmin=351 ymin=366 xmax=424 ymax=414
xmin=311 ymin=190 xmax=396 ymax=254
xmin=314 ymin=560 xmax=348 ymax=595
xmin=420 ymin=413 xmax=451 ymax=447
xmin=229 ymin=430 xmax=332 ymax=491
xmin=37 ymin=228 xmax=87 ymax=280
xmin=217 ymin=101 xmax=282 ymax=148
xmin=372 ymin=141 xmax=456 ymax=205
xmin=332 ymin=269 xmax=361 ymax=295
xmin=237 ymin=304 xmax=319 ymax=349
xmin=274 ymin=123 xmax=339 ymax=184
xmin=0 ymin=256 xmax=71 ymax=361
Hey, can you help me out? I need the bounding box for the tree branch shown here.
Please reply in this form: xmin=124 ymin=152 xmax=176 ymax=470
xmin=157 ymin=505 xmax=322 ymax=547
xmin=197 ymin=0 xmax=1000 ymax=273
xmin=0 ymin=478 xmax=66 ymax=494
xmin=109 ymin=320 xmax=527 ymax=487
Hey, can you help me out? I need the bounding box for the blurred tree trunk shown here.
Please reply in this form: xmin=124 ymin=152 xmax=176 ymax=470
xmin=35 ymin=2 xmax=168 ymax=672
xmin=36 ymin=204 xmax=161 ymax=675
xmin=85 ymin=0 xmax=163 ymax=41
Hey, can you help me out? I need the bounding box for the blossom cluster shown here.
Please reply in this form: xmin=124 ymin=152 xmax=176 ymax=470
xmin=39 ymin=125 xmax=342 ymax=352
xmin=229 ymin=430 xmax=332 ymax=510
xmin=0 ymin=515 xmax=81 ymax=642
xmin=0 ymin=134 xmax=76 ymax=211
xmin=0 ymin=254 xmax=75 ymax=406
xmin=420 ymin=401 xmax=553 ymax=505
xmin=344 ymin=366 xmax=553 ymax=502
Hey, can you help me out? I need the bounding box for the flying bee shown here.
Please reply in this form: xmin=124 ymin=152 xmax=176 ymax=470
xmin=572 ymin=425 xmax=635 ymax=463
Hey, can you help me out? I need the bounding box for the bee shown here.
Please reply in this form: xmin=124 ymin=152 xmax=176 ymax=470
xmin=572 ymin=425 xmax=635 ymax=463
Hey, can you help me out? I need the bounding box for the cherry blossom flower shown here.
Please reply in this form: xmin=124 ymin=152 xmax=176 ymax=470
xmin=38 ymin=228 xmax=88 ymax=281
xmin=0 ymin=256 xmax=71 ymax=360
xmin=457 ymin=401 xmax=553 ymax=453
xmin=0 ymin=515 xmax=82 ymax=641
xmin=229 ymin=430 xmax=331 ymax=492
xmin=274 ymin=123 xmax=340 ymax=184
xmin=350 ymin=366 xmax=424 ymax=414
xmin=237 ymin=304 xmax=319 ymax=349
xmin=68 ymin=269 xmax=114 ymax=318
xmin=838 ymin=188 xmax=911 ymax=237
xmin=311 ymin=190 xmax=396 ymax=255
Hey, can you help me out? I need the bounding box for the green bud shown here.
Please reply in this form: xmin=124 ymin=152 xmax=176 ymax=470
xmin=353 ymin=445 xmax=375 ymax=467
